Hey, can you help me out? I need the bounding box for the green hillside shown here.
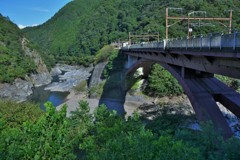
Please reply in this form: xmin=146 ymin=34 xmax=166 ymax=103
xmin=23 ymin=0 xmax=240 ymax=66
xmin=0 ymin=15 xmax=36 ymax=83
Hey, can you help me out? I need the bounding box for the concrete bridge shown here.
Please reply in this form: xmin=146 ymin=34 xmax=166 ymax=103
xmin=121 ymin=32 xmax=240 ymax=138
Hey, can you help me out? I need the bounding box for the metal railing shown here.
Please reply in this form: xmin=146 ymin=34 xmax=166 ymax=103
xmin=123 ymin=32 xmax=239 ymax=52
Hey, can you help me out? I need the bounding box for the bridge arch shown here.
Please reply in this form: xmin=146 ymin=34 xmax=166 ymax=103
xmin=125 ymin=58 xmax=239 ymax=138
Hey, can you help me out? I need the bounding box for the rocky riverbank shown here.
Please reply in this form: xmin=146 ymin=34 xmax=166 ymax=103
xmin=56 ymin=89 xmax=155 ymax=117
xmin=0 ymin=73 xmax=52 ymax=102
xmin=45 ymin=64 xmax=94 ymax=92
xmin=0 ymin=62 xmax=99 ymax=103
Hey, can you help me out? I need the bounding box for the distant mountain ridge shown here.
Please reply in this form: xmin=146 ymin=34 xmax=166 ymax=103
xmin=23 ymin=0 xmax=240 ymax=66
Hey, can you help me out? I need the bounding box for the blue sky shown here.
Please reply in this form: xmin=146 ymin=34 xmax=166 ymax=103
xmin=0 ymin=0 xmax=72 ymax=28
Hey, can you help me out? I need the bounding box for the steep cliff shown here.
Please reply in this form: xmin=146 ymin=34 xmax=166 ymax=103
xmin=0 ymin=15 xmax=52 ymax=101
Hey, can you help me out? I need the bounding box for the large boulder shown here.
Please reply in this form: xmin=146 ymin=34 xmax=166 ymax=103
xmin=0 ymin=78 xmax=33 ymax=102
xmin=45 ymin=65 xmax=93 ymax=92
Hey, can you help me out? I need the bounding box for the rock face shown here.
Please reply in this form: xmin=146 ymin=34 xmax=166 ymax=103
xmin=0 ymin=79 xmax=33 ymax=102
xmin=45 ymin=64 xmax=93 ymax=92
xmin=0 ymin=38 xmax=52 ymax=102
xmin=50 ymin=67 xmax=62 ymax=76
xmin=22 ymin=38 xmax=52 ymax=86
xmin=28 ymin=73 xmax=52 ymax=87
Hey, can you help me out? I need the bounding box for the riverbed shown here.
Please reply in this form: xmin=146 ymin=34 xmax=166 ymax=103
xmin=27 ymin=85 xmax=69 ymax=110
xmin=27 ymin=74 xmax=70 ymax=110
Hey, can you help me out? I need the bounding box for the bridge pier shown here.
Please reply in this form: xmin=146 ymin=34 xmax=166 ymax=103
xmin=127 ymin=55 xmax=139 ymax=69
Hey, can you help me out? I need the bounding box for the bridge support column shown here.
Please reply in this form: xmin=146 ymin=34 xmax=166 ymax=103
xmin=160 ymin=63 xmax=233 ymax=139
xmin=127 ymin=55 xmax=138 ymax=69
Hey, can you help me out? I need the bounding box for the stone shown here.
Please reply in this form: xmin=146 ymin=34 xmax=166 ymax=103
xmin=0 ymin=79 xmax=33 ymax=102
xmin=45 ymin=65 xmax=93 ymax=92
xmin=50 ymin=67 xmax=62 ymax=76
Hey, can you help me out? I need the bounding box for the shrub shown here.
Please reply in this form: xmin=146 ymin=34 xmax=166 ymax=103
xmin=145 ymin=64 xmax=183 ymax=97
xmin=74 ymin=80 xmax=88 ymax=93
xmin=95 ymin=45 xmax=115 ymax=64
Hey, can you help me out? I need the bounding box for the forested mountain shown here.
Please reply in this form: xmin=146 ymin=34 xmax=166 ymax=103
xmin=0 ymin=15 xmax=36 ymax=83
xmin=23 ymin=0 xmax=240 ymax=66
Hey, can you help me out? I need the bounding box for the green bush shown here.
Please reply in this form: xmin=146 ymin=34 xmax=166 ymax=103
xmin=95 ymin=45 xmax=115 ymax=63
xmin=0 ymin=102 xmax=76 ymax=159
xmin=0 ymin=99 xmax=43 ymax=128
xmin=89 ymin=81 xmax=105 ymax=98
xmin=80 ymin=105 xmax=202 ymax=160
xmin=145 ymin=64 xmax=183 ymax=97
xmin=1 ymin=99 xmax=240 ymax=159
xmin=74 ymin=80 xmax=88 ymax=93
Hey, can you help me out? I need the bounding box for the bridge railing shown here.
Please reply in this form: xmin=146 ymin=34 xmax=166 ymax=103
xmin=167 ymin=32 xmax=239 ymax=52
xmin=123 ymin=32 xmax=240 ymax=52
xmin=123 ymin=41 xmax=165 ymax=49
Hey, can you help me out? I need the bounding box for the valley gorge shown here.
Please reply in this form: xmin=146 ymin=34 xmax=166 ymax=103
xmin=1 ymin=0 xmax=240 ymax=159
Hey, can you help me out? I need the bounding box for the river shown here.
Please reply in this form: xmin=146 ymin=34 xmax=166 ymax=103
xmin=27 ymin=74 xmax=69 ymax=110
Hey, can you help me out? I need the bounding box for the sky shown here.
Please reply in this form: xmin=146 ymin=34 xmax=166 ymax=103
xmin=0 ymin=0 xmax=72 ymax=28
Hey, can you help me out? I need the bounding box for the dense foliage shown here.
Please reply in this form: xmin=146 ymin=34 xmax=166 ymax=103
xmin=1 ymin=100 xmax=240 ymax=159
xmin=0 ymin=15 xmax=36 ymax=83
xmin=0 ymin=99 xmax=43 ymax=128
xmin=95 ymin=45 xmax=116 ymax=64
xmin=0 ymin=102 xmax=75 ymax=159
xmin=145 ymin=64 xmax=183 ymax=97
xmin=23 ymin=0 xmax=240 ymax=66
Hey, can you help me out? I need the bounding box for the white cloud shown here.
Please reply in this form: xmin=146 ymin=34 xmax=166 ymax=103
xmin=18 ymin=24 xmax=39 ymax=29
xmin=31 ymin=7 xmax=50 ymax=13
xmin=18 ymin=24 xmax=26 ymax=29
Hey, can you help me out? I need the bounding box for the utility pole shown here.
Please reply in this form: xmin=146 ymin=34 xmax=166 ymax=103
xmin=229 ymin=10 xmax=233 ymax=33
xmin=166 ymin=7 xmax=168 ymax=41
xmin=166 ymin=7 xmax=232 ymax=39
xmin=188 ymin=14 xmax=190 ymax=37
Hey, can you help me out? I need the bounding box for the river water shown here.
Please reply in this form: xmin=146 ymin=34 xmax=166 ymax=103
xmin=27 ymin=75 xmax=69 ymax=110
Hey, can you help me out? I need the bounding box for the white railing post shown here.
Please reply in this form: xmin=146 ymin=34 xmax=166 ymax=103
xmin=200 ymin=34 xmax=203 ymax=50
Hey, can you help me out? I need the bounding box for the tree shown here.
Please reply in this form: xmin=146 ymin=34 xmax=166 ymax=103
xmin=0 ymin=102 xmax=76 ymax=159
xmin=145 ymin=64 xmax=183 ymax=97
